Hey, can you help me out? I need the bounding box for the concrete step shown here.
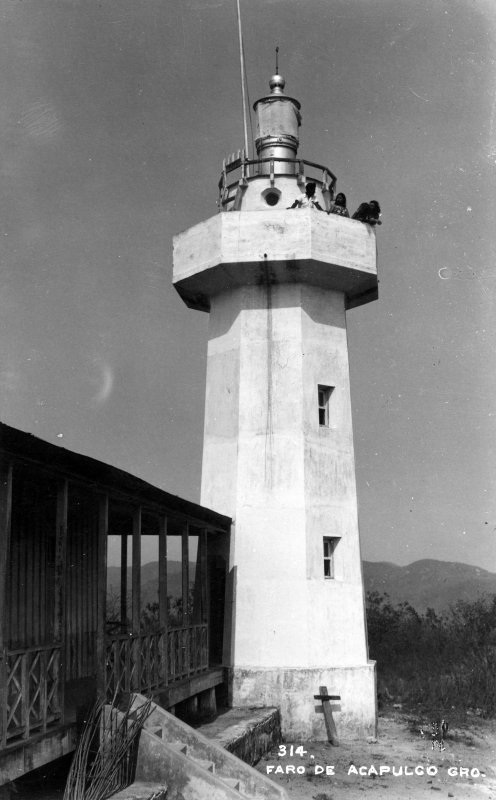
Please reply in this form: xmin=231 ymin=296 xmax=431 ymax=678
xmin=110 ymin=781 xmax=168 ymax=800
xmin=196 ymin=707 xmax=282 ymax=767
xmin=167 ymin=741 xmax=188 ymax=755
xmin=145 ymin=730 xmax=244 ymax=795
xmin=147 ymin=725 xmax=163 ymax=739
xmin=220 ymin=776 xmax=242 ymax=791
xmin=192 ymin=757 xmax=215 ymax=773
xmin=129 ymin=693 xmax=288 ymax=800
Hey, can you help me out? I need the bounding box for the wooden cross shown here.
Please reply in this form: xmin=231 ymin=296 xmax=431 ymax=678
xmin=314 ymin=685 xmax=340 ymax=746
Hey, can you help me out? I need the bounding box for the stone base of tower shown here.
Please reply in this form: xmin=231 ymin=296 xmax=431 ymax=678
xmin=230 ymin=663 xmax=377 ymax=741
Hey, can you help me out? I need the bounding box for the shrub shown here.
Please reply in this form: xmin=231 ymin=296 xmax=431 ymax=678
xmin=366 ymin=592 xmax=496 ymax=717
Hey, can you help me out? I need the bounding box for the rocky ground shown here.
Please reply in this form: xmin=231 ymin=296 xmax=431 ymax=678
xmin=254 ymin=706 xmax=496 ymax=799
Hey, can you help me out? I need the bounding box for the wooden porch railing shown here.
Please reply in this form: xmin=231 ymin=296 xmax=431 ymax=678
xmin=0 ymin=626 xmax=210 ymax=746
xmin=1 ymin=644 xmax=62 ymax=747
xmin=105 ymin=624 xmax=208 ymax=699
xmin=167 ymin=624 xmax=208 ymax=682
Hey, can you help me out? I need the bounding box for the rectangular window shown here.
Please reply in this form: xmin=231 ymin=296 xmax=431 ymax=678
xmin=318 ymin=385 xmax=334 ymax=426
xmin=323 ymin=537 xmax=340 ymax=579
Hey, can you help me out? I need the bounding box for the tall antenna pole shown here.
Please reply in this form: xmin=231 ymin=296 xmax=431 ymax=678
xmin=236 ymin=0 xmax=249 ymax=158
xmin=275 ymin=46 xmax=279 ymax=74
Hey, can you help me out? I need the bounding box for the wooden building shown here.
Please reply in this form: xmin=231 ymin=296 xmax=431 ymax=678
xmin=0 ymin=421 xmax=231 ymax=784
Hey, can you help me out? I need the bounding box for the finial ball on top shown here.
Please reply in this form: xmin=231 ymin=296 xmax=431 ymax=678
xmin=269 ymin=74 xmax=286 ymax=94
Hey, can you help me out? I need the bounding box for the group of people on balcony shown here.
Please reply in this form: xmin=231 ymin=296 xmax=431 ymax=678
xmin=288 ymin=182 xmax=381 ymax=226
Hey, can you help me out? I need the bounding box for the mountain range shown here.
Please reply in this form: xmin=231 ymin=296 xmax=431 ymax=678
xmin=107 ymin=558 xmax=496 ymax=615
xmin=362 ymin=558 xmax=496 ymax=613
xmin=107 ymin=560 xmax=186 ymax=609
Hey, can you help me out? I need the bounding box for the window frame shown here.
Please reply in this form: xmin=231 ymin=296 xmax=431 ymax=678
xmin=318 ymin=385 xmax=334 ymax=427
xmin=323 ymin=536 xmax=340 ymax=579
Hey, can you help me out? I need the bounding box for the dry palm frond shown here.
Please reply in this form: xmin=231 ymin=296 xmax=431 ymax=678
xmin=64 ymin=694 xmax=152 ymax=800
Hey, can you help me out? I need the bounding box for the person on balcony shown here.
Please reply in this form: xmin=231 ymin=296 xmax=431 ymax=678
xmin=352 ymin=200 xmax=382 ymax=225
xmin=328 ymin=192 xmax=350 ymax=217
xmin=288 ymin=181 xmax=324 ymax=210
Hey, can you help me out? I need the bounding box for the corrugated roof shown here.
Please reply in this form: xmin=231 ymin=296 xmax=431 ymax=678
xmin=0 ymin=421 xmax=231 ymax=531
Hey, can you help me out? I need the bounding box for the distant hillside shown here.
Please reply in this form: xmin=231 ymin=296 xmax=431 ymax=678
xmin=107 ymin=560 xmax=189 ymax=608
xmin=363 ymin=559 xmax=496 ymax=613
xmin=107 ymin=557 xmax=496 ymax=615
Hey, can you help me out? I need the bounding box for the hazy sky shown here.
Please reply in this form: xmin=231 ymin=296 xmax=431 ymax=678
xmin=1 ymin=0 xmax=495 ymax=569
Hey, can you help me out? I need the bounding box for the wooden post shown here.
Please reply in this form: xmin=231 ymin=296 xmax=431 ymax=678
xmin=120 ymin=530 xmax=128 ymax=629
xmin=198 ymin=687 xmax=217 ymax=717
xmin=0 ymin=462 xmax=12 ymax=654
xmin=181 ymin=522 xmax=189 ymax=623
xmin=54 ymin=480 xmax=68 ymax=723
xmin=54 ymin=481 xmax=68 ymax=641
xmin=132 ymin=507 xmax=141 ymax=691
xmin=199 ymin=529 xmax=209 ymax=670
xmin=96 ymin=495 xmax=108 ymax=701
xmin=21 ymin=651 xmax=28 ymax=739
xmin=181 ymin=523 xmax=189 ymax=675
xmin=41 ymin=649 xmax=48 ymax=733
xmin=0 ymin=461 xmax=13 ymax=747
xmin=314 ymin=685 xmax=340 ymax=746
xmin=200 ymin=529 xmax=208 ymax=625
xmin=158 ymin=515 xmax=168 ymax=687
xmin=132 ymin=507 xmax=142 ymax=633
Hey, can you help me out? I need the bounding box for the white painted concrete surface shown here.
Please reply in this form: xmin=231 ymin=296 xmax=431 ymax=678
xmin=172 ymin=198 xmax=378 ymax=738
xmin=173 ymin=209 xmax=378 ymax=312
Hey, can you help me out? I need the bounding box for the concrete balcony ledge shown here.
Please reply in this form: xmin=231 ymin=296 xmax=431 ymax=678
xmin=172 ymin=209 xmax=378 ymax=312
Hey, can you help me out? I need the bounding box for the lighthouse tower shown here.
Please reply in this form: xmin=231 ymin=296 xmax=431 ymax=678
xmin=173 ymin=74 xmax=378 ymax=739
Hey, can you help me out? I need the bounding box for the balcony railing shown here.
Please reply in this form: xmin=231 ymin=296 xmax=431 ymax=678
xmin=218 ymin=152 xmax=337 ymax=209
xmin=167 ymin=624 xmax=208 ymax=682
xmin=105 ymin=624 xmax=208 ymax=699
xmin=1 ymin=644 xmax=63 ymax=747
xmin=0 ymin=625 xmax=210 ymax=748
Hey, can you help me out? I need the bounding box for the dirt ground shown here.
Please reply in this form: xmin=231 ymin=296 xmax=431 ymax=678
xmin=254 ymin=706 xmax=496 ymax=799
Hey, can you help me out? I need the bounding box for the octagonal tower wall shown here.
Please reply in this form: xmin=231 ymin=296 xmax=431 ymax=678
xmin=171 ymin=70 xmax=379 ymax=739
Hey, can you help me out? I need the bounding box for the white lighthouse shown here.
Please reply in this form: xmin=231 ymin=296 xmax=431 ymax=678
xmin=173 ymin=73 xmax=378 ymax=739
